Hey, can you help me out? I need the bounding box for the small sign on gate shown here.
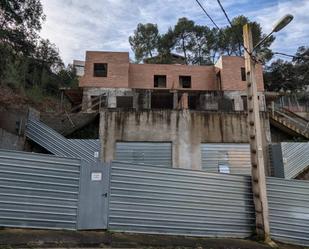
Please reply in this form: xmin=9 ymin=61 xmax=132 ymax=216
xmin=91 ymin=172 xmax=102 ymax=181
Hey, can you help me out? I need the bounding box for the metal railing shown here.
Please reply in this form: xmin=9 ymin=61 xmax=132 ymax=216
xmin=269 ymin=106 xmax=309 ymax=137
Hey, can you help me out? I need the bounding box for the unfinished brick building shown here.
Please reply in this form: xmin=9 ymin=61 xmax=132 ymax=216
xmin=78 ymin=51 xmax=265 ymax=111
xmin=73 ymin=51 xmax=271 ymax=172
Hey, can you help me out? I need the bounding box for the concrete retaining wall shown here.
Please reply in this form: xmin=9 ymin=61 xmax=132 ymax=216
xmin=0 ymin=128 xmax=24 ymax=151
xmin=99 ymin=110 xmax=271 ymax=174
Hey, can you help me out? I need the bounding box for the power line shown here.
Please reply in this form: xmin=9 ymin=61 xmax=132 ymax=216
xmin=215 ymin=1 xmax=308 ymax=64
xmin=215 ymin=0 xmax=253 ymax=59
xmin=216 ymin=0 xmax=232 ymax=26
xmin=195 ymin=0 xmax=220 ymax=30
xmin=195 ymin=0 xmax=257 ymax=62
xmin=195 ymin=0 xmax=241 ymax=60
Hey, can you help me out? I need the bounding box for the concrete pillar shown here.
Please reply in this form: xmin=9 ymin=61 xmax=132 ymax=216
xmin=143 ymin=90 xmax=151 ymax=109
xmin=173 ymin=91 xmax=178 ymax=109
xmin=199 ymin=94 xmax=206 ymax=110
xmin=133 ymin=92 xmax=139 ymax=110
xmin=107 ymin=94 xmax=117 ymax=108
xmin=180 ymin=93 xmax=188 ymax=109
xmin=99 ymin=111 xmax=116 ymax=162
xmin=243 ymin=23 xmax=270 ymax=241
xmin=259 ymin=94 xmax=266 ymax=111
xmin=82 ymin=91 xmax=92 ymax=112
xmin=233 ymin=96 xmax=244 ymax=111
xmin=271 ymin=101 xmax=275 ymax=116
xmin=172 ymin=110 xmax=201 ymax=170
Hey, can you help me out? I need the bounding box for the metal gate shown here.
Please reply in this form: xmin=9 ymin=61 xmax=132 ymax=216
xmin=201 ymin=143 xmax=251 ymax=175
xmin=0 ymin=149 xmax=107 ymax=230
xmin=115 ymin=142 xmax=172 ymax=167
xmin=108 ymin=161 xmax=254 ymax=237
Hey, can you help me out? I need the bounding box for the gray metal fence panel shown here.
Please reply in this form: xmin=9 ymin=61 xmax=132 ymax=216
xmin=270 ymin=144 xmax=285 ymax=178
xmin=115 ymin=142 xmax=172 ymax=167
xmin=68 ymin=139 xmax=100 ymax=158
xmin=26 ymin=118 xmax=98 ymax=164
xmin=108 ymin=161 xmax=254 ymax=237
xmin=201 ymin=143 xmax=251 ymax=175
xmin=280 ymin=142 xmax=309 ymax=179
xmin=267 ymin=177 xmax=309 ymax=246
xmin=0 ymin=149 xmax=81 ymax=230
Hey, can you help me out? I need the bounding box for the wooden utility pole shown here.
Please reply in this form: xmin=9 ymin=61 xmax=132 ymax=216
xmin=243 ymin=24 xmax=271 ymax=241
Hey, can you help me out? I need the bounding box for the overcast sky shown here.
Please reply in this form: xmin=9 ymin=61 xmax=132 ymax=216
xmin=40 ymin=0 xmax=309 ymax=65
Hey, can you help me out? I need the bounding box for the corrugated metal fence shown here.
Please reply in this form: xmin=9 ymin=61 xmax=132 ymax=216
xmin=108 ymin=161 xmax=254 ymax=237
xmin=267 ymin=177 xmax=309 ymax=246
xmin=115 ymin=142 xmax=172 ymax=167
xmin=201 ymin=143 xmax=251 ymax=175
xmin=1 ymin=143 xmax=309 ymax=246
xmin=68 ymin=139 xmax=100 ymax=158
xmin=0 ymin=149 xmax=81 ymax=230
xmin=0 ymin=149 xmax=108 ymax=230
xmin=281 ymin=142 xmax=309 ymax=179
xmin=26 ymin=118 xmax=99 ymax=164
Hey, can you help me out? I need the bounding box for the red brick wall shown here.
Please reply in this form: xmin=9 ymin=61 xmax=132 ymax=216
xmin=79 ymin=51 xmax=129 ymax=88
xmin=129 ymin=64 xmax=216 ymax=90
xmin=218 ymin=56 xmax=264 ymax=91
xmin=79 ymin=52 xmax=264 ymax=92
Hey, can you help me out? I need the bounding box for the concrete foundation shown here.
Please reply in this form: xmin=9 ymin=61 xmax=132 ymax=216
xmin=0 ymin=229 xmax=276 ymax=249
xmin=83 ymin=88 xmax=266 ymax=112
xmin=99 ymin=110 xmax=271 ymax=174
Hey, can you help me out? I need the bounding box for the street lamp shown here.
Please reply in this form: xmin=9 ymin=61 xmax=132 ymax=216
xmin=253 ymin=14 xmax=294 ymax=52
xmin=242 ymin=14 xmax=293 ymax=243
xmin=272 ymin=14 xmax=294 ymax=32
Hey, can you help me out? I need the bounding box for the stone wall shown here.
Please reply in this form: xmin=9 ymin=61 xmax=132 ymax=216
xmin=99 ymin=110 xmax=271 ymax=174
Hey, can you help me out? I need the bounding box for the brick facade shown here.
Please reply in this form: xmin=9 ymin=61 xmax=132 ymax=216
xmin=79 ymin=51 xmax=129 ymax=88
xmin=129 ymin=64 xmax=217 ymax=90
xmin=79 ymin=51 xmax=264 ymax=91
xmin=216 ymin=56 xmax=264 ymax=91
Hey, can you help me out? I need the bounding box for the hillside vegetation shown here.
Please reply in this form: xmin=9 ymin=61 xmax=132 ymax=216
xmin=0 ymin=1 xmax=308 ymax=112
xmin=0 ymin=0 xmax=77 ymax=111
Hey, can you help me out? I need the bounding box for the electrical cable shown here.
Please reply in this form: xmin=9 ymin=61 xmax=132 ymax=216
xmin=215 ymin=0 xmax=258 ymax=62
xmin=216 ymin=0 xmax=232 ymax=26
xmin=195 ymin=0 xmax=259 ymax=62
xmin=195 ymin=0 xmax=220 ymax=30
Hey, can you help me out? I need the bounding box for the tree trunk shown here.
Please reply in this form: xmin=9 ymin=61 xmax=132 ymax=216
xmin=181 ymin=34 xmax=188 ymax=65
